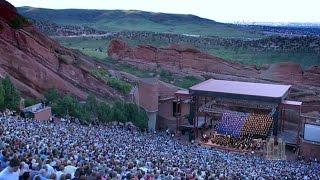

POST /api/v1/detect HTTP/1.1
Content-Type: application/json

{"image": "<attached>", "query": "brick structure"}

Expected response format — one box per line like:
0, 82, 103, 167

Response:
132, 78, 185, 131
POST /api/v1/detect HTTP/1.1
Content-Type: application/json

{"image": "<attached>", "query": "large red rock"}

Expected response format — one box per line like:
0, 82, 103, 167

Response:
304, 66, 320, 85
260, 62, 304, 83
0, 0, 18, 22
108, 39, 259, 77
0, 1, 120, 100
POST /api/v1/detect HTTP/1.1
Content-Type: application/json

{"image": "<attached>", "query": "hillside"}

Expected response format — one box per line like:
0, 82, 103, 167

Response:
17, 7, 263, 39
0, 1, 126, 100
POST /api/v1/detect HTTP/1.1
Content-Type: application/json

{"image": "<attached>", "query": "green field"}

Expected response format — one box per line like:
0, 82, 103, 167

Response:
208, 48, 320, 68
57, 37, 109, 60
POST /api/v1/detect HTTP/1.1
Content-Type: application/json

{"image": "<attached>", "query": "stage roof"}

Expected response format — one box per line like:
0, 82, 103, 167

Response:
189, 79, 291, 103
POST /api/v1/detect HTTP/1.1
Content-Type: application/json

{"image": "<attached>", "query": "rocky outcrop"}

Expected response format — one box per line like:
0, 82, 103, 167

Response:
108, 39, 320, 113
0, 0, 18, 22
108, 39, 259, 78
260, 62, 304, 82
0, 1, 120, 100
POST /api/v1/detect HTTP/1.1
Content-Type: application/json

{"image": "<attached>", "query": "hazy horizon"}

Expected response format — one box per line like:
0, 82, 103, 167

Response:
8, 0, 320, 23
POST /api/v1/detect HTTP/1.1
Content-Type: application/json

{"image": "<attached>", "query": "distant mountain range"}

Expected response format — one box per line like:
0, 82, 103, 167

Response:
17, 7, 264, 39
17, 7, 320, 39
236, 22, 320, 28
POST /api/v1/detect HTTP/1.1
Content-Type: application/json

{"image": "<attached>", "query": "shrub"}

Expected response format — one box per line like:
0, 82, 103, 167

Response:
107, 77, 132, 94
90, 69, 108, 79
9, 16, 29, 29
159, 70, 174, 82
124, 103, 148, 128
176, 76, 202, 89
24, 98, 40, 108
44, 88, 60, 105
44, 89, 148, 129
0, 82, 4, 110
96, 102, 113, 123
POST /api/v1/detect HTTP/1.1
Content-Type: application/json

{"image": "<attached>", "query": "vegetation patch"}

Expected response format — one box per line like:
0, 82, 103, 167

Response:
107, 77, 132, 95
44, 90, 148, 128
0, 76, 20, 111
24, 98, 40, 108
159, 70, 174, 83
116, 64, 154, 78
90, 69, 109, 79
9, 16, 29, 29
175, 76, 202, 89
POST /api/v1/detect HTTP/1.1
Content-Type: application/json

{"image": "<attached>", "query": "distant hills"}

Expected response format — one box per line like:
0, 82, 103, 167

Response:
17, 7, 263, 39
16, 6, 320, 67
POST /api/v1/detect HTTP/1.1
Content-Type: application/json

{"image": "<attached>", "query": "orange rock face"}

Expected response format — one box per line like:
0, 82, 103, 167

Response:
0, 1, 118, 100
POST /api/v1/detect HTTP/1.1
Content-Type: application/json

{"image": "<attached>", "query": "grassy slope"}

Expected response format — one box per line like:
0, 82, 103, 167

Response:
208, 48, 320, 68
18, 7, 263, 39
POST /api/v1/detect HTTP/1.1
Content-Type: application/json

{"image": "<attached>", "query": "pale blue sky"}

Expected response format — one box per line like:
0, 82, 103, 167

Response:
8, 0, 320, 23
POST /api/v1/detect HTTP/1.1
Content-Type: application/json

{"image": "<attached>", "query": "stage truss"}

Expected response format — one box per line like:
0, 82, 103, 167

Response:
198, 98, 278, 114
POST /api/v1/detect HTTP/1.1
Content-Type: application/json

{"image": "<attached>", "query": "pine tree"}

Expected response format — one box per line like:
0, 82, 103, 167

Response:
2, 76, 20, 110
0, 81, 5, 110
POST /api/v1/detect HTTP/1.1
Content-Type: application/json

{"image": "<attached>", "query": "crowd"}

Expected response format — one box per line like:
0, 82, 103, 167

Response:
0, 115, 319, 179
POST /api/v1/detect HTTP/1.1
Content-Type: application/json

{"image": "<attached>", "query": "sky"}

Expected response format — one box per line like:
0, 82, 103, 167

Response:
7, 0, 320, 23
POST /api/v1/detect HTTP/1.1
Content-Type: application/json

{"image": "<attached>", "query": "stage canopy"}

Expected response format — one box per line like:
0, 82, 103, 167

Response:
189, 79, 291, 103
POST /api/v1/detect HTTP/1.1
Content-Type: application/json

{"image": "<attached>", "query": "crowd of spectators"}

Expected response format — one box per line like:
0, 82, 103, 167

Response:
0, 115, 319, 179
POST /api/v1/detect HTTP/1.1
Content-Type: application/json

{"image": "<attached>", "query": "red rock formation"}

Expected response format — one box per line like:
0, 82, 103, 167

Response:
108, 39, 320, 87
260, 62, 304, 82
0, 1, 119, 100
304, 66, 320, 86
108, 39, 320, 113
108, 39, 259, 77
0, 0, 18, 22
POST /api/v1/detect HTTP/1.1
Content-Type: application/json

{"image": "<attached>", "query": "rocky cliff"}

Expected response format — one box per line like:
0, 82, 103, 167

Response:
108, 39, 320, 112
0, 0, 119, 100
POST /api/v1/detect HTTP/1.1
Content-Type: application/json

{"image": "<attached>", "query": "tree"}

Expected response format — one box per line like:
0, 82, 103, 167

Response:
44, 88, 59, 105
54, 95, 78, 117
126, 103, 148, 129
85, 93, 97, 114
112, 101, 127, 123
76, 106, 91, 125
2, 76, 20, 110
24, 98, 39, 107
97, 102, 113, 123
0, 82, 5, 110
